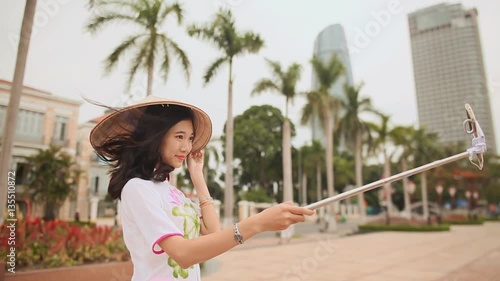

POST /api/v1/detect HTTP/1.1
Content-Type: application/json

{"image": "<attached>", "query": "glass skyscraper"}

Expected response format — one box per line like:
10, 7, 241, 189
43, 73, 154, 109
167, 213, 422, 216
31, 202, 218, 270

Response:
311, 24, 354, 146
409, 3, 497, 154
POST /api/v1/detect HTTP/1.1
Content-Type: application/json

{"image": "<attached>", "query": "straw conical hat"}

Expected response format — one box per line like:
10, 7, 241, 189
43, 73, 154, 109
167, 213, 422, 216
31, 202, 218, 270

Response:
89, 95, 212, 158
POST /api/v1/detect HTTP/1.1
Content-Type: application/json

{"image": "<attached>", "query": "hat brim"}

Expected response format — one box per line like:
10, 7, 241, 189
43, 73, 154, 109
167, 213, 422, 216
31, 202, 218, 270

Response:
89, 96, 212, 158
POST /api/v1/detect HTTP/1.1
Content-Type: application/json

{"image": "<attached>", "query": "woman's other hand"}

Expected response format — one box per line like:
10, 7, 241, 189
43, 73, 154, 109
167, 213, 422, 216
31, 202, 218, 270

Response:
187, 150, 204, 175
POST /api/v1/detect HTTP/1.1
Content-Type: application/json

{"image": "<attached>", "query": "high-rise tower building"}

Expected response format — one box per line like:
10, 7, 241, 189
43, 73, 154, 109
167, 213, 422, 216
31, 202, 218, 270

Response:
311, 24, 354, 146
409, 3, 496, 154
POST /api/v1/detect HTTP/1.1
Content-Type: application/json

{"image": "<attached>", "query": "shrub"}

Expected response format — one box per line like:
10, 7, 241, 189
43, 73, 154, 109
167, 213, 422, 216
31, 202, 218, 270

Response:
442, 214, 484, 225
442, 220, 483, 225
358, 224, 450, 232
0, 218, 130, 270
68, 221, 97, 228
241, 188, 273, 203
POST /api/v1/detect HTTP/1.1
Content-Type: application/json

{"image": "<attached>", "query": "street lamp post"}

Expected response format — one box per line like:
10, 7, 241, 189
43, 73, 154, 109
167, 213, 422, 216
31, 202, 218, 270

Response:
435, 184, 444, 224
465, 190, 471, 200
465, 190, 472, 220
448, 186, 457, 209
406, 180, 416, 219
472, 190, 479, 220
435, 184, 444, 207
472, 190, 479, 203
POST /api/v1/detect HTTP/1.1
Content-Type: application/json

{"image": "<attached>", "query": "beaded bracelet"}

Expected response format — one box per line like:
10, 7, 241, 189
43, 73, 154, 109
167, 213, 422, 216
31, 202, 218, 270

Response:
199, 196, 213, 204
199, 197, 214, 208
199, 200, 214, 208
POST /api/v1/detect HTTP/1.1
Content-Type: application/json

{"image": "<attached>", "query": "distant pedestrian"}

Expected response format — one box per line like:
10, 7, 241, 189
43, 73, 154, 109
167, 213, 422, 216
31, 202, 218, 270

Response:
489, 203, 497, 218
89, 96, 315, 281
74, 209, 80, 222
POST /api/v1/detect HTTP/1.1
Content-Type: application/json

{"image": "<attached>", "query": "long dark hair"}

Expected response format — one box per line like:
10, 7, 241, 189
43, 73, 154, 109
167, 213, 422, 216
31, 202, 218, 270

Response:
93, 104, 194, 200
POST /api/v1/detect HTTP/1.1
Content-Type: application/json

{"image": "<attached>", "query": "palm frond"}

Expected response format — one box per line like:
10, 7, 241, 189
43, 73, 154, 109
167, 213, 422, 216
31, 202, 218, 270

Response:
144, 0, 162, 27
86, 13, 143, 34
251, 79, 280, 96
146, 34, 157, 70
87, 0, 139, 10
265, 59, 283, 78
204, 56, 227, 84
310, 55, 345, 90
86, 0, 189, 92
159, 2, 184, 25
187, 24, 215, 41
301, 91, 322, 125
164, 36, 190, 83
282, 63, 302, 99
286, 63, 302, 83
241, 31, 264, 53
159, 36, 171, 82
126, 43, 149, 89
188, 7, 263, 85
104, 34, 145, 74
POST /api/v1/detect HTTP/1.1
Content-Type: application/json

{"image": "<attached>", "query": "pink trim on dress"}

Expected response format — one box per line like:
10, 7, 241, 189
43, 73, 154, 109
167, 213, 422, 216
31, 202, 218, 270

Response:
152, 233, 183, 254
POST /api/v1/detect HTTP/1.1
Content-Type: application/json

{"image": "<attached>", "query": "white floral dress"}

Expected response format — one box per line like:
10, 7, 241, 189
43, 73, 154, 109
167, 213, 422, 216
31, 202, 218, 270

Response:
120, 178, 202, 281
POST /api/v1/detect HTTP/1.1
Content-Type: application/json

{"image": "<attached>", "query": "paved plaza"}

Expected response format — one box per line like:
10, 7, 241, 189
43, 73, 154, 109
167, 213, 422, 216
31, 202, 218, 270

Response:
202, 222, 500, 281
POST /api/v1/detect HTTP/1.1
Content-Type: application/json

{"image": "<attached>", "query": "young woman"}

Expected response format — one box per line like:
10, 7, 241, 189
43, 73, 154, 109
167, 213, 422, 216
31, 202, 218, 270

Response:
89, 96, 314, 281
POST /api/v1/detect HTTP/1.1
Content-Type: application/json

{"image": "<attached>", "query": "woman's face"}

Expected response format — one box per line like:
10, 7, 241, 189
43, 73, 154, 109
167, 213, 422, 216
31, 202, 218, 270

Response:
160, 119, 194, 168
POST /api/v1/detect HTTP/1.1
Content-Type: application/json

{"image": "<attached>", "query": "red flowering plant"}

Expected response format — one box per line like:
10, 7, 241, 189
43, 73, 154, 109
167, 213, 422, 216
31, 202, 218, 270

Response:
0, 218, 130, 270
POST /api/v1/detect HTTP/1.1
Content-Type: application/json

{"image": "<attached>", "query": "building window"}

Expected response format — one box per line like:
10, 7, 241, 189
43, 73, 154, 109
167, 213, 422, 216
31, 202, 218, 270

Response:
15, 162, 30, 185
94, 176, 99, 194
0, 106, 5, 132
0, 106, 44, 143
53, 116, 69, 146
76, 141, 81, 156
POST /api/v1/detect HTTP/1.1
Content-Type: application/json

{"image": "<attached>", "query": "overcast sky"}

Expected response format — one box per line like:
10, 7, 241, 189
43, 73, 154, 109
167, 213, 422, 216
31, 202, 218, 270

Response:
1, 0, 499, 151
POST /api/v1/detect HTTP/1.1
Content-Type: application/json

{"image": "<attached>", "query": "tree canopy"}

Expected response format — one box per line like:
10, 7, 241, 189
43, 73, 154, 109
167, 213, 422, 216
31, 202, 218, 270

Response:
223, 105, 295, 194
27, 146, 80, 220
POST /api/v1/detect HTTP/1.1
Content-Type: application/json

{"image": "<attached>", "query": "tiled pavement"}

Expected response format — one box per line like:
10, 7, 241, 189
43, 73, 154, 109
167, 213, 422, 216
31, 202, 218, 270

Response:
202, 222, 500, 281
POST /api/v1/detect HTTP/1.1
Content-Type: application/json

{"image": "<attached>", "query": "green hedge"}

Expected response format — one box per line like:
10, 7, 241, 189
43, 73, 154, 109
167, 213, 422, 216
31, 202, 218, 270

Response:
68, 221, 97, 227
358, 224, 450, 232
442, 220, 483, 225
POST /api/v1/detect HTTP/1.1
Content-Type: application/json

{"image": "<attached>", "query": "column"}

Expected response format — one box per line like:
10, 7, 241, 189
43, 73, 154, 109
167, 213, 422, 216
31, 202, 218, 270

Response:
238, 200, 249, 221
90, 196, 99, 223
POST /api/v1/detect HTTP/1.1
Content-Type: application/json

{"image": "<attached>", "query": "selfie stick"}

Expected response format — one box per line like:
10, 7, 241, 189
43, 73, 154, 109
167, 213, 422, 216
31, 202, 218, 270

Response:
305, 104, 486, 210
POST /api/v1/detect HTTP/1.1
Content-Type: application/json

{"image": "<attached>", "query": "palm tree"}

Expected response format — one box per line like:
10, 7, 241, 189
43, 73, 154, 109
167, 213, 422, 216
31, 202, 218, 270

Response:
251, 59, 302, 203
391, 125, 416, 218
301, 141, 325, 204
338, 83, 376, 222
187, 9, 264, 226
301, 55, 344, 232
86, 0, 190, 96
27, 146, 80, 220
203, 141, 220, 184
368, 114, 395, 224
0, 0, 37, 224
411, 127, 441, 223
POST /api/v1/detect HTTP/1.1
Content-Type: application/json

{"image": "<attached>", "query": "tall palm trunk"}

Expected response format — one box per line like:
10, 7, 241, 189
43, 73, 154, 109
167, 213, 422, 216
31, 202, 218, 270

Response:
147, 60, 154, 96
0, 0, 37, 224
301, 173, 307, 205
282, 118, 293, 202
402, 159, 411, 218
44, 201, 59, 221
324, 108, 337, 232
354, 132, 366, 222
421, 171, 429, 223
383, 148, 392, 224
223, 59, 234, 227
316, 163, 322, 202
